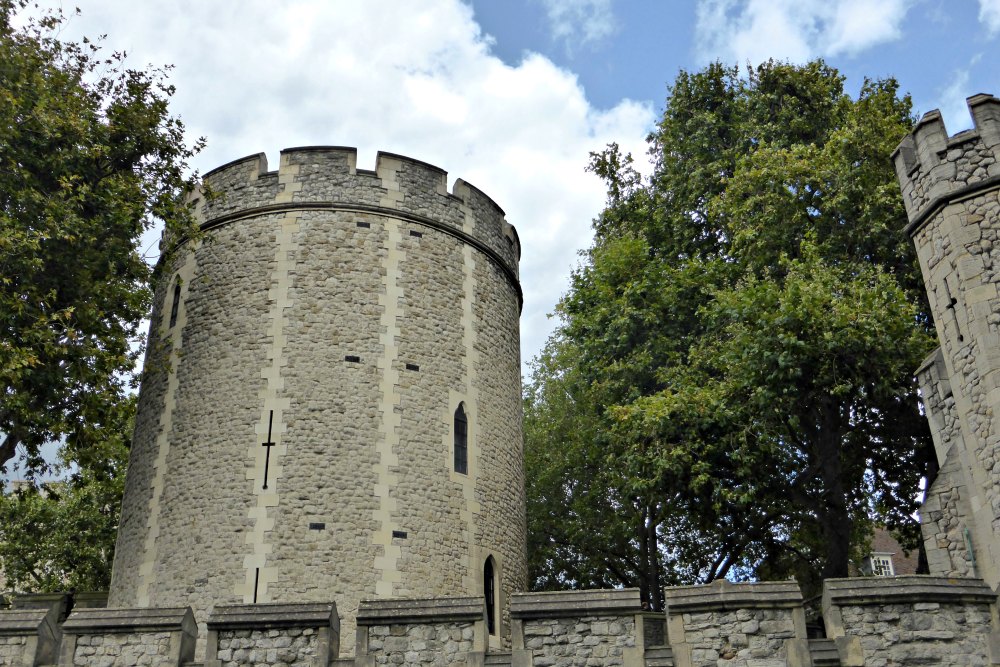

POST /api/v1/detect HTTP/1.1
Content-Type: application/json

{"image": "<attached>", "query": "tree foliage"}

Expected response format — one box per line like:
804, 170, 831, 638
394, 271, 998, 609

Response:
0, 0, 201, 476
0, 397, 131, 593
525, 61, 935, 606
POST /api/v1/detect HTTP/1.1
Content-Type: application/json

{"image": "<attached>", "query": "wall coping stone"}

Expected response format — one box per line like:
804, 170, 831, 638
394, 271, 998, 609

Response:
356, 596, 483, 625
510, 588, 642, 619
61, 606, 197, 636
823, 575, 997, 606
664, 580, 804, 613
207, 602, 339, 632
72, 592, 108, 609
0, 609, 52, 636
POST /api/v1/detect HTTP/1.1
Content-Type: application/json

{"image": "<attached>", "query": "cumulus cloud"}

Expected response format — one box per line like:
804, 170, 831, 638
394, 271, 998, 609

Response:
981, 0, 1000, 34
694, 0, 910, 64
539, 0, 618, 51
49, 0, 653, 368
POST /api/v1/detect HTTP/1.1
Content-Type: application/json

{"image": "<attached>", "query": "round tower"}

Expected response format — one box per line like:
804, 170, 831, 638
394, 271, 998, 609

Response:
108, 147, 527, 655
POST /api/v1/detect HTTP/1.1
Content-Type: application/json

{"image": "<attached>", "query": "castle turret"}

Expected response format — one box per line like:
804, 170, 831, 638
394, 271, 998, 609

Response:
108, 147, 527, 656
894, 95, 1000, 583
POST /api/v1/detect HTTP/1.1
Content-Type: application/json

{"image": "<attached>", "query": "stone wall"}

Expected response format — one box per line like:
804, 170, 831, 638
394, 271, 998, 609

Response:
663, 580, 810, 667
823, 576, 1000, 666
895, 94, 1000, 587
108, 148, 527, 656
355, 596, 485, 667
205, 602, 339, 667
3, 582, 1000, 665
511, 589, 647, 667
57, 607, 196, 667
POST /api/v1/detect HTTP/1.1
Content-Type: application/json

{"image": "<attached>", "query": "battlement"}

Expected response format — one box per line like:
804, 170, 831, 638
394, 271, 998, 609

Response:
194, 146, 519, 275
894, 94, 1000, 233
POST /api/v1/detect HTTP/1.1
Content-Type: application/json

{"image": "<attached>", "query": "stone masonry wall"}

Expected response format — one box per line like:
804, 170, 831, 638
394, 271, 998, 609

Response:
109, 148, 526, 658
895, 94, 1000, 586
0, 635, 27, 662
675, 608, 795, 666
366, 622, 476, 667
215, 628, 319, 667
839, 601, 992, 666
70, 631, 173, 667
916, 350, 976, 577
521, 615, 636, 667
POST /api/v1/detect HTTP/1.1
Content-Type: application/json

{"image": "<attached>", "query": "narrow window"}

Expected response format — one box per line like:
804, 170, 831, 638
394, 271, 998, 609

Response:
484, 556, 496, 635
454, 404, 468, 474
168, 282, 181, 328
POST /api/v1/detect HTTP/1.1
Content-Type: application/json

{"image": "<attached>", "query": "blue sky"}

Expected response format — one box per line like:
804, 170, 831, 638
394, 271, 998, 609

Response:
6, 0, 1000, 478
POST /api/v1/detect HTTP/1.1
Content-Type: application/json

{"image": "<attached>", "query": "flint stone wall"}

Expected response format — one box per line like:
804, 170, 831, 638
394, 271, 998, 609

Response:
215, 628, 319, 667
69, 631, 174, 666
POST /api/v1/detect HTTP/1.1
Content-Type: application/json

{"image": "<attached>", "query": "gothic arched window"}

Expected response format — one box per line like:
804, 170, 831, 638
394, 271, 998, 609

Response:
454, 404, 468, 475
168, 282, 181, 329
484, 556, 497, 635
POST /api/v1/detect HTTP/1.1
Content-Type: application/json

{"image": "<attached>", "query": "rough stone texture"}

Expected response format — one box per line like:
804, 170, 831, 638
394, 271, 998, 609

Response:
70, 631, 173, 666
664, 581, 807, 667
840, 602, 991, 666
215, 628, 318, 667
895, 94, 1000, 587
823, 576, 1000, 667
0, 635, 28, 663
521, 615, 636, 667
366, 622, 476, 667
108, 147, 526, 657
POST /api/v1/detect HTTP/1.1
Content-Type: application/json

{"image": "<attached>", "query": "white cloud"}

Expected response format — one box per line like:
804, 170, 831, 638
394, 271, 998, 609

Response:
46, 0, 653, 370
980, 0, 1000, 35
694, 0, 910, 64
540, 0, 618, 51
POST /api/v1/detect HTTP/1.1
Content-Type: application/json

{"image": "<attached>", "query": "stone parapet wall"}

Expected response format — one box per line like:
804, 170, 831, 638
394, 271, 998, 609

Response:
2, 583, 1000, 665
355, 597, 485, 667
664, 580, 810, 667
56, 607, 196, 667
0, 606, 61, 667
822, 576, 1000, 666
510, 589, 646, 667
205, 602, 339, 667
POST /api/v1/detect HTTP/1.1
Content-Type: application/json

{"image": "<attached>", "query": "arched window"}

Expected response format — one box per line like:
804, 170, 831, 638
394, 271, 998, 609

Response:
454, 404, 468, 475
168, 282, 181, 329
484, 556, 496, 635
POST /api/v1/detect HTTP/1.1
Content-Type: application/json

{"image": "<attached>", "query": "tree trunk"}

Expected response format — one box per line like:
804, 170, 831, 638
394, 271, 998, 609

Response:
817, 398, 851, 579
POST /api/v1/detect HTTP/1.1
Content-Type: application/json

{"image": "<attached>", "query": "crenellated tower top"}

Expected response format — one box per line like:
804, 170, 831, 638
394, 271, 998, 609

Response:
184, 146, 520, 284
893, 94, 1000, 235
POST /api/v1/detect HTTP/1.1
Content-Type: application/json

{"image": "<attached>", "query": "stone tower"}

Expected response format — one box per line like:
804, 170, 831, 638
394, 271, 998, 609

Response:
108, 147, 527, 654
893, 95, 1000, 585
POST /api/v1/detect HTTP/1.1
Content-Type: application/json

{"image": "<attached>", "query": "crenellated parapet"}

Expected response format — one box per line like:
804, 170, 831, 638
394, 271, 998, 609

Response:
893, 94, 1000, 233
194, 146, 520, 281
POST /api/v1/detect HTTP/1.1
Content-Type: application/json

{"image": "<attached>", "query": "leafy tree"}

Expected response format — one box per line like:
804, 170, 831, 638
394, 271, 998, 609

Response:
525, 60, 935, 606
0, 0, 201, 476
0, 397, 131, 593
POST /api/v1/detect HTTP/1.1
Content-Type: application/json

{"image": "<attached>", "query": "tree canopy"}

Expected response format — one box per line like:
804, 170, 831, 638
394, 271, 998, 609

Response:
525, 60, 935, 607
0, 0, 201, 477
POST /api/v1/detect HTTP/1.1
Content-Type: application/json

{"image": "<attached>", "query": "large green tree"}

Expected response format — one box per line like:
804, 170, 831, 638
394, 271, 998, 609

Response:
0, 0, 201, 476
525, 61, 935, 606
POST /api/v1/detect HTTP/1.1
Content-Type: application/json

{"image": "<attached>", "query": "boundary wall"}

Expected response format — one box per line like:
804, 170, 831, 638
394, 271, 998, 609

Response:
2, 577, 998, 666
